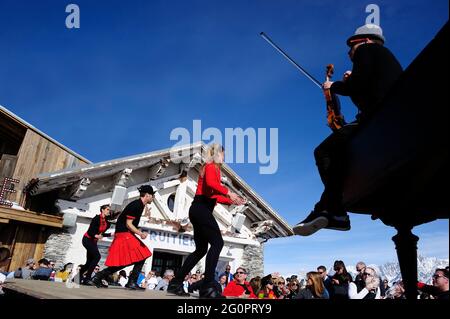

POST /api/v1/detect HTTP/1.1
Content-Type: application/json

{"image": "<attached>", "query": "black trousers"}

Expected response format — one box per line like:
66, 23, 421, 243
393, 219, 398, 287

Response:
174, 195, 224, 285
96, 259, 146, 285
314, 122, 359, 215
80, 236, 101, 282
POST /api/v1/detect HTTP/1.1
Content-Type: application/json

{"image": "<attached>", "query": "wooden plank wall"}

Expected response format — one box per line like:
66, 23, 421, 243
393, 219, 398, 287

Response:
0, 223, 50, 272
10, 129, 88, 205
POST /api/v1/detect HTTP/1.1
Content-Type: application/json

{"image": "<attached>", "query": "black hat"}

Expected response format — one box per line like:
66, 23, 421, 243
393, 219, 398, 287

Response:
261, 274, 273, 287
138, 185, 155, 195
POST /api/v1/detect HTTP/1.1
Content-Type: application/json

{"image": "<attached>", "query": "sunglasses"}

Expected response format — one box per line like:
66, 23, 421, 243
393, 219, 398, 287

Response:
363, 272, 373, 277
235, 271, 247, 275
278, 282, 285, 285
433, 274, 445, 279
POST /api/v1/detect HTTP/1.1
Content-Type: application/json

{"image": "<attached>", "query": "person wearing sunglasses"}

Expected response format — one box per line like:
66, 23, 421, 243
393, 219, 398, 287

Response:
293, 23, 403, 237
348, 267, 381, 299
286, 279, 300, 299
222, 267, 256, 299
418, 268, 449, 300
258, 274, 276, 299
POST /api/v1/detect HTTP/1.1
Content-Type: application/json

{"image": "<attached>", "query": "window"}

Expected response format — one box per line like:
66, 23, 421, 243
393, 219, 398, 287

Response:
167, 193, 176, 212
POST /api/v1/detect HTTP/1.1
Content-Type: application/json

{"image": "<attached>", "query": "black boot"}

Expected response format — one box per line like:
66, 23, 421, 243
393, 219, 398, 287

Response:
91, 273, 108, 288
199, 281, 224, 299
125, 270, 145, 291
168, 279, 190, 297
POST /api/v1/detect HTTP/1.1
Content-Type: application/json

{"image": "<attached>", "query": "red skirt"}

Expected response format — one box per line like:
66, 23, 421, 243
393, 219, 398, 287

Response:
105, 232, 152, 267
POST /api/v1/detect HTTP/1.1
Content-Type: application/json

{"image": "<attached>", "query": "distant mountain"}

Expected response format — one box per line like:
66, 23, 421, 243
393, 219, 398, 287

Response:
288, 256, 448, 286
344, 256, 448, 285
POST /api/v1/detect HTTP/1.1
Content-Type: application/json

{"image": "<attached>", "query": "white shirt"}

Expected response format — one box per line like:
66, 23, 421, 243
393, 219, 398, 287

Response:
348, 282, 381, 299
0, 273, 6, 284
146, 277, 159, 290
119, 276, 128, 287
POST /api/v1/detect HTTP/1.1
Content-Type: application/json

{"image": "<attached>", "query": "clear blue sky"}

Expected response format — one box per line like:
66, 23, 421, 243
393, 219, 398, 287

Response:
1, 0, 448, 276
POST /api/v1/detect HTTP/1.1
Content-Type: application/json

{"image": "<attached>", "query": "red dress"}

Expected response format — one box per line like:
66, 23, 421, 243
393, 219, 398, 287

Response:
105, 199, 152, 267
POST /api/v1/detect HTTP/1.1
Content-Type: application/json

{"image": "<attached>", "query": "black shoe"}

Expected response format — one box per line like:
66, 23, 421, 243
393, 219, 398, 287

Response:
199, 281, 224, 299
168, 281, 190, 297
92, 276, 108, 288
325, 214, 351, 231
293, 210, 329, 236
125, 281, 145, 290
81, 279, 95, 286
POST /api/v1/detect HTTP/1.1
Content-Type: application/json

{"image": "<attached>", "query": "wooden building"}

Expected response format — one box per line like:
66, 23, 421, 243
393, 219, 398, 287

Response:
0, 105, 90, 272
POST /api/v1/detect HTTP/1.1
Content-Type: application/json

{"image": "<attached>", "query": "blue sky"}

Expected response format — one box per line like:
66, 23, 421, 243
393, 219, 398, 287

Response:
0, 0, 448, 276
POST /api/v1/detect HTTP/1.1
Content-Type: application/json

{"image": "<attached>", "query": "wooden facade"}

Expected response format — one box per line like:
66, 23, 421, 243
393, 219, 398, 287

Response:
0, 105, 88, 272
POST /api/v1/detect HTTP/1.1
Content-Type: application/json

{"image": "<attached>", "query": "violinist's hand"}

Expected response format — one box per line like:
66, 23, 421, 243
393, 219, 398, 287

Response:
343, 71, 352, 81
322, 80, 333, 90
234, 196, 247, 206
229, 192, 240, 203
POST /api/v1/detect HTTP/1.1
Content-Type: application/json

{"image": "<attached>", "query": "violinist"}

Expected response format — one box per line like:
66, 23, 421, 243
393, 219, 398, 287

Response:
293, 23, 403, 236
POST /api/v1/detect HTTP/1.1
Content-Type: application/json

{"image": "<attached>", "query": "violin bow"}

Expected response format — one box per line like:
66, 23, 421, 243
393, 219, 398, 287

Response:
260, 32, 322, 89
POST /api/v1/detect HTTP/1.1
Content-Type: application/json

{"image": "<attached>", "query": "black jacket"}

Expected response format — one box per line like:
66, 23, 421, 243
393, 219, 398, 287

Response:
85, 215, 112, 239
331, 43, 403, 122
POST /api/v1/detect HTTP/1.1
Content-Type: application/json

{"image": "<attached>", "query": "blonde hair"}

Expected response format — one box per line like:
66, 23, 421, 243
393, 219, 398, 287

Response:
307, 272, 325, 298
273, 276, 285, 286
200, 143, 225, 177
204, 143, 224, 165
364, 267, 380, 288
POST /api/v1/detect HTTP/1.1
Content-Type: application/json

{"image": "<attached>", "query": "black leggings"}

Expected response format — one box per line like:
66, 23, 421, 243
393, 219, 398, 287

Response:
314, 122, 359, 215
96, 259, 145, 284
80, 236, 101, 281
175, 196, 224, 284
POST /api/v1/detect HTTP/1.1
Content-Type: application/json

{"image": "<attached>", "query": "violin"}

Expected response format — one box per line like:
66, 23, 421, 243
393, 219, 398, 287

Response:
324, 64, 346, 131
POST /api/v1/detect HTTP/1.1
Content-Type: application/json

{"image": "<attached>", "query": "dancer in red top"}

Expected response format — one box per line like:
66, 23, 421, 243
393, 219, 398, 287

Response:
79, 204, 112, 285
92, 185, 154, 290
168, 143, 246, 298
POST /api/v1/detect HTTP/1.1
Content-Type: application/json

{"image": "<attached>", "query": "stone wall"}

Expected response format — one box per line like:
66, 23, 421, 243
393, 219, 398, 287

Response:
43, 230, 72, 270
240, 243, 264, 278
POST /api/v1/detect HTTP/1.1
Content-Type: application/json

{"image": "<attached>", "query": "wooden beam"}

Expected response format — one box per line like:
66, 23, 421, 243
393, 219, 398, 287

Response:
0, 218, 9, 223
0, 206, 63, 228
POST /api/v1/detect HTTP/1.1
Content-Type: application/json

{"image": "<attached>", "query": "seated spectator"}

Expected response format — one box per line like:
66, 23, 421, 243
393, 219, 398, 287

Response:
219, 264, 233, 286
329, 260, 352, 300
218, 274, 227, 292
257, 274, 276, 299
380, 279, 390, 298
273, 276, 290, 299
91, 265, 100, 279
418, 268, 449, 300
249, 276, 261, 297
118, 270, 128, 287
296, 272, 329, 299
137, 271, 146, 287
317, 265, 332, 295
15, 258, 36, 280
155, 269, 175, 291
222, 267, 255, 299
286, 278, 300, 299
348, 267, 381, 299
143, 270, 159, 290
32, 258, 53, 280
55, 263, 74, 282
354, 261, 367, 289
